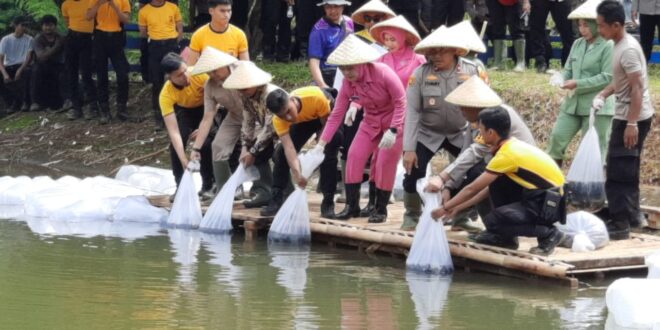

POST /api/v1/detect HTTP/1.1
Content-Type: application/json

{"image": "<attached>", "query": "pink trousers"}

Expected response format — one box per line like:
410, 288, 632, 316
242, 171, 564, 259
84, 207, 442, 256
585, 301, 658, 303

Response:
345, 127, 403, 191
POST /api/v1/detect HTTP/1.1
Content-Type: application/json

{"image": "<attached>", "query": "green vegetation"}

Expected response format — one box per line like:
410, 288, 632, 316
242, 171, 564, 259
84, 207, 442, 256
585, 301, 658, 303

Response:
0, 114, 39, 132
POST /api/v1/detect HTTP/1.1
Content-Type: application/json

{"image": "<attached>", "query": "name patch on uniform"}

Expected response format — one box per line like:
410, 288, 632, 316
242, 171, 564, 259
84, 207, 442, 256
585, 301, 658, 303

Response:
408, 76, 416, 87
426, 74, 438, 81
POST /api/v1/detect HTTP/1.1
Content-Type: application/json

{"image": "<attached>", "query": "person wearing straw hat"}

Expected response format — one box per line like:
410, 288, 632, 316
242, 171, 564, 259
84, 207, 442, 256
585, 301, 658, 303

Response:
316, 34, 406, 223
448, 21, 490, 84
485, 0, 529, 72
546, 0, 615, 168
351, 0, 396, 43
188, 47, 244, 199
308, 0, 355, 89
371, 15, 426, 87
223, 61, 281, 208
426, 76, 535, 233
260, 86, 343, 218
400, 26, 479, 231
158, 52, 215, 197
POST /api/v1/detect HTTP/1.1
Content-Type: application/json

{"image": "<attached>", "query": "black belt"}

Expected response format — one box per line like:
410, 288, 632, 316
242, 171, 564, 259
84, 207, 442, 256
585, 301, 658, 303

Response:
94, 30, 123, 36
149, 38, 177, 45
68, 30, 93, 37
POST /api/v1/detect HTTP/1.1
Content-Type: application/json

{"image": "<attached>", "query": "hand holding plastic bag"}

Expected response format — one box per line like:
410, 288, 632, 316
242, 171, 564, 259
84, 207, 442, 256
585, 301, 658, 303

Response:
167, 166, 203, 229
549, 72, 565, 87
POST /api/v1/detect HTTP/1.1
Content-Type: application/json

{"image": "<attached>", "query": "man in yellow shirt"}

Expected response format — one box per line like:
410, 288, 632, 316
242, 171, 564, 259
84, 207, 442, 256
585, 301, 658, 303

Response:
139, 0, 184, 129
187, 0, 249, 65
432, 107, 568, 255
87, 0, 131, 124
260, 86, 342, 218
61, 0, 98, 121
159, 52, 214, 196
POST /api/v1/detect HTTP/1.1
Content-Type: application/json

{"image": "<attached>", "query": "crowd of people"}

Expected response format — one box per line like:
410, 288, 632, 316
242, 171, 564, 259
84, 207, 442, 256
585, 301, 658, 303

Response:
0, 0, 655, 256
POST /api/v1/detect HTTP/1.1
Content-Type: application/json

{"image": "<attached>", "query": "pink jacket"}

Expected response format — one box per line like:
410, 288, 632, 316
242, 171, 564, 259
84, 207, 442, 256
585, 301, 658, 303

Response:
321, 62, 407, 143
378, 46, 426, 87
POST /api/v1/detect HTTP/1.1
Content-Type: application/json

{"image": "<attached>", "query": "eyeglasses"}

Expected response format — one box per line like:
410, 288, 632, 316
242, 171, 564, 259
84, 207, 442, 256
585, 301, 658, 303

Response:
363, 15, 384, 23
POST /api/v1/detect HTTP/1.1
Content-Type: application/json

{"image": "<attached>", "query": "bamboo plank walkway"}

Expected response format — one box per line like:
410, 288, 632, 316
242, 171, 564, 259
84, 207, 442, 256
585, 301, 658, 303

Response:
148, 193, 660, 287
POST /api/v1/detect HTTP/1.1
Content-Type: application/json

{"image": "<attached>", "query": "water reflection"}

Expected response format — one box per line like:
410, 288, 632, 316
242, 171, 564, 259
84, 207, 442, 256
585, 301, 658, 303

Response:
268, 242, 310, 299
200, 233, 242, 298
406, 271, 452, 329
168, 229, 200, 287
25, 218, 162, 241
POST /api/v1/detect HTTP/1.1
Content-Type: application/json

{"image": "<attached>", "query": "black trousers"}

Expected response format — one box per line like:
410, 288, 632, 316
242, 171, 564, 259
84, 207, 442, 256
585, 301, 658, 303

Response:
94, 31, 129, 108
487, 0, 525, 40
230, 0, 249, 30
0, 64, 31, 108
529, 0, 574, 65
261, 0, 292, 60
149, 39, 179, 122
293, 2, 323, 59
169, 105, 214, 190
390, 0, 423, 35
639, 14, 660, 61
449, 161, 493, 219
272, 119, 342, 195
31, 61, 66, 109
403, 140, 462, 193
65, 31, 97, 111
431, 0, 465, 29
605, 117, 653, 225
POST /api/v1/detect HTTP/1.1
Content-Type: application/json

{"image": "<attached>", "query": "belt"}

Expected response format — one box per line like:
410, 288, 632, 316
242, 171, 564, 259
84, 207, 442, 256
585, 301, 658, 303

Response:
149, 38, 177, 45
68, 30, 93, 36
94, 30, 123, 36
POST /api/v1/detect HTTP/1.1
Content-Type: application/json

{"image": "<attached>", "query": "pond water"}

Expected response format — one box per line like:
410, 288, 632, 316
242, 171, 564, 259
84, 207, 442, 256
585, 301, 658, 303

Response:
0, 219, 609, 329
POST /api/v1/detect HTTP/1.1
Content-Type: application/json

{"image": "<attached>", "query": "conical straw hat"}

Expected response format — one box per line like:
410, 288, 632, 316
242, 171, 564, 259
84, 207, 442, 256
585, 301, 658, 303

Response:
568, 0, 601, 19
448, 21, 486, 53
445, 75, 502, 108
222, 61, 272, 89
351, 0, 396, 26
370, 15, 422, 47
327, 34, 383, 66
415, 25, 469, 56
190, 46, 238, 75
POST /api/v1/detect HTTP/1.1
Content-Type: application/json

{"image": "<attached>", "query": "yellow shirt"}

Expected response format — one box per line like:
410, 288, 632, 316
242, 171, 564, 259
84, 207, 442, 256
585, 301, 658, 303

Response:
486, 138, 565, 190
273, 86, 331, 136
356, 29, 375, 43
160, 74, 209, 116
61, 0, 95, 33
138, 2, 182, 40
189, 24, 249, 57
95, 0, 131, 32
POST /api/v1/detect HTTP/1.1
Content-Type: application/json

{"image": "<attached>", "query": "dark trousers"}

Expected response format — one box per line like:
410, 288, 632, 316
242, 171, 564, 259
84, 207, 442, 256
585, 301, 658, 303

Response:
529, 0, 574, 65
403, 140, 462, 193
170, 105, 214, 190
272, 119, 342, 195
605, 117, 653, 226
293, 2, 323, 59
390, 0, 424, 35
0, 64, 31, 109
449, 161, 493, 219
261, 0, 292, 60
31, 61, 66, 109
65, 31, 97, 111
639, 14, 660, 61
94, 31, 129, 108
431, 0, 465, 29
230, 0, 249, 30
487, 0, 525, 40
149, 39, 179, 122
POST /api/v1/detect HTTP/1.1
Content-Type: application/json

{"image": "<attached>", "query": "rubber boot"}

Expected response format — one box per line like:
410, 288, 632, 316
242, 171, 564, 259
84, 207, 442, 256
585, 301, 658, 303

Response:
368, 188, 391, 223
116, 103, 132, 122
320, 192, 336, 219
401, 192, 422, 230
243, 162, 272, 208
85, 101, 99, 120
606, 219, 631, 240
212, 160, 232, 193
359, 181, 376, 217
513, 39, 526, 72
491, 39, 506, 70
98, 103, 111, 125
337, 160, 347, 203
334, 183, 361, 220
260, 187, 284, 216
450, 212, 483, 234
530, 226, 567, 256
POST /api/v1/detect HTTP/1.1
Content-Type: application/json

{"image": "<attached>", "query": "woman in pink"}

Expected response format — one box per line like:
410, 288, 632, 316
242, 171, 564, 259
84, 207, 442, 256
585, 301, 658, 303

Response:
318, 34, 406, 223
371, 15, 426, 86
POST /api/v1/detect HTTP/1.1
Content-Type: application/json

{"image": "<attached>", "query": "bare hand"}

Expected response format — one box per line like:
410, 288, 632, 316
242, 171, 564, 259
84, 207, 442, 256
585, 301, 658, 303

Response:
426, 176, 444, 192
3, 75, 11, 84
180, 157, 189, 171
522, 0, 531, 14
402, 151, 418, 175
431, 207, 448, 221
240, 150, 256, 167
294, 171, 308, 189
14, 70, 23, 81
562, 80, 577, 90
190, 150, 201, 161
632, 10, 638, 25
441, 189, 451, 205
624, 125, 639, 149
189, 129, 199, 142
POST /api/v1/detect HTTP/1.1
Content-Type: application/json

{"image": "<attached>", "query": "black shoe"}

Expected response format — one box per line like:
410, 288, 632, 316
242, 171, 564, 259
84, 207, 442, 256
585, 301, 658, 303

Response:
472, 231, 520, 250
606, 220, 631, 240
84, 104, 99, 120
320, 192, 335, 219
260, 188, 284, 216
536, 58, 548, 74
116, 104, 129, 122
368, 188, 391, 223
359, 182, 376, 217
335, 183, 361, 220
530, 228, 567, 256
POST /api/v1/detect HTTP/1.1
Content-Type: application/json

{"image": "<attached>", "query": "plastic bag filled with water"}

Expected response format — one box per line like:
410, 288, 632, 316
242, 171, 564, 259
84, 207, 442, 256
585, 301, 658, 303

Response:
556, 211, 609, 252
268, 147, 325, 244
167, 161, 203, 229
113, 195, 169, 223
566, 112, 606, 212
199, 165, 260, 234
406, 177, 454, 275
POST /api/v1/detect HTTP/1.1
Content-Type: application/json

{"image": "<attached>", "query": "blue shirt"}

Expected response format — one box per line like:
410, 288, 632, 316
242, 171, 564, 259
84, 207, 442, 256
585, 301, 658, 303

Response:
308, 16, 354, 71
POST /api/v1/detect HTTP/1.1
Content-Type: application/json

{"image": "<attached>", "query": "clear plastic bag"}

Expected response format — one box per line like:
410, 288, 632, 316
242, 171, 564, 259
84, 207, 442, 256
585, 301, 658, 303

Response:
566, 112, 606, 212
605, 278, 660, 329
268, 148, 325, 244
406, 177, 454, 275
199, 165, 260, 233
113, 195, 169, 223
167, 162, 203, 229
549, 72, 565, 87
556, 211, 609, 252
645, 251, 660, 279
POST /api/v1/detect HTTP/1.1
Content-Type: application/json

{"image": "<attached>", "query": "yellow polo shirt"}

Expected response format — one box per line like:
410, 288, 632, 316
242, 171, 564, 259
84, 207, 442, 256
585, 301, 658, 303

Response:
61, 0, 95, 33
189, 23, 248, 57
272, 86, 331, 136
160, 74, 209, 116
138, 2, 182, 40
486, 138, 565, 190
95, 0, 131, 32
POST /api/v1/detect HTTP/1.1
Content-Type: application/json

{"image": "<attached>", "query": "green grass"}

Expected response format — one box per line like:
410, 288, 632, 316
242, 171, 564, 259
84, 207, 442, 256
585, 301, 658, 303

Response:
0, 114, 39, 133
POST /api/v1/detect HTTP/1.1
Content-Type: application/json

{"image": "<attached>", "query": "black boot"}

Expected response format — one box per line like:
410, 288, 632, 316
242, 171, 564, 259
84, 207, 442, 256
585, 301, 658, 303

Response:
471, 231, 520, 250
334, 183, 361, 220
368, 188, 391, 223
260, 188, 284, 217
98, 103, 110, 124
359, 181, 376, 217
530, 227, 567, 256
606, 219, 631, 240
320, 192, 336, 219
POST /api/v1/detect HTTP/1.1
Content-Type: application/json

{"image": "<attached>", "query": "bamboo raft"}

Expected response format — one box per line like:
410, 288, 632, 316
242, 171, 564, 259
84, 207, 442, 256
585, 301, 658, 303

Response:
149, 193, 660, 288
